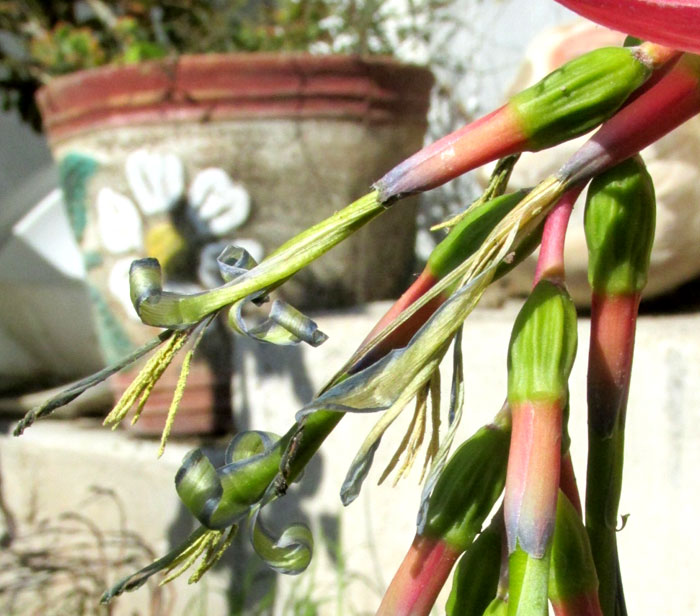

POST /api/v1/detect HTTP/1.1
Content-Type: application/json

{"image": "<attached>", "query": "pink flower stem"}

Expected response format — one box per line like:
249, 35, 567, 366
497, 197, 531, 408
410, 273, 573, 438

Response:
374, 105, 526, 201
552, 592, 604, 616
559, 452, 583, 518
375, 535, 461, 616
532, 186, 585, 519
533, 187, 582, 286
352, 270, 445, 372
585, 292, 640, 615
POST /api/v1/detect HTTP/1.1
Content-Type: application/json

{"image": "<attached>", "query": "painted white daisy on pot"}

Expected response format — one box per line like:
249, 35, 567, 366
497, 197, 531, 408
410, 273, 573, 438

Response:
97, 149, 263, 320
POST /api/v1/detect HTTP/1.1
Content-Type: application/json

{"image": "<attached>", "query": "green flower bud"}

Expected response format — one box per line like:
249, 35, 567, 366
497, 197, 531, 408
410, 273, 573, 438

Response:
510, 47, 650, 150
446, 519, 503, 616
422, 421, 510, 550
428, 190, 528, 278
549, 492, 599, 607
584, 156, 656, 295
482, 597, 508, 616
508, 280, 578, 405
508, 545, 551, 615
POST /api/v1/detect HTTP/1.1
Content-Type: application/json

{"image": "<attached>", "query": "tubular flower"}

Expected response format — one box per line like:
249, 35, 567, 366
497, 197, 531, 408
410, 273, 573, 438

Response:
504, 280, 578, 616
584, 157, 656, 615
375, 42, 673, 201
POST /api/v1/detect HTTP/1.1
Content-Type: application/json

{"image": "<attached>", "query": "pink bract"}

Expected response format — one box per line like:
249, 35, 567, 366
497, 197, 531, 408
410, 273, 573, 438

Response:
555, 0, 700, 54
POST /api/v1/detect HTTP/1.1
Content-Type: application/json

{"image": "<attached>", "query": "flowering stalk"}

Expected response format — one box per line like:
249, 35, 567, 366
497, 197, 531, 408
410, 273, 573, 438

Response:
103, 181, 535, 597
583, 157, 655, 616
446, 492, 599, 616
465, 492, 601, 616
504, 280, 578, 616
376, 180, 586, 616
404, 47, 700, 322
376, 409, 511, 616
375, 43, 671, 201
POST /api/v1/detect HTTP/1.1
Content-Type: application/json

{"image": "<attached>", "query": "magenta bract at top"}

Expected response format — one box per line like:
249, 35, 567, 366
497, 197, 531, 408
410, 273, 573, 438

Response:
556, 0, 700, 53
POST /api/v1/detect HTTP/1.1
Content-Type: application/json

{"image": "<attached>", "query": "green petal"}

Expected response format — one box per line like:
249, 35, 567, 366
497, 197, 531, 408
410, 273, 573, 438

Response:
249, 505, 313, 575
229, 298, 328, 347
175, 431, 282, 529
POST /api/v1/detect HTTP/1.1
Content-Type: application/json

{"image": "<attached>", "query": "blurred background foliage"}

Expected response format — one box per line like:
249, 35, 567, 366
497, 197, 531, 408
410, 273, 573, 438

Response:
0, 0, 463, 130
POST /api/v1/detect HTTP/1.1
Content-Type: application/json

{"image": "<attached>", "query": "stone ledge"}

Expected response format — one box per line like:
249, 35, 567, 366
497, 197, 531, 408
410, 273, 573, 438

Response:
1, 303, 699, 615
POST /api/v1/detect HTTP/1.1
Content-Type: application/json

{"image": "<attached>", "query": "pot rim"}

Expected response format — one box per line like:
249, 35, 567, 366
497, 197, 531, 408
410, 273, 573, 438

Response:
37, 52, 435, 142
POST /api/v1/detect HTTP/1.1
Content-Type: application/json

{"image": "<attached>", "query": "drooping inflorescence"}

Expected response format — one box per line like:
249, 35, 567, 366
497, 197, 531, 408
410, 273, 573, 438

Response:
12, 4, 700, 613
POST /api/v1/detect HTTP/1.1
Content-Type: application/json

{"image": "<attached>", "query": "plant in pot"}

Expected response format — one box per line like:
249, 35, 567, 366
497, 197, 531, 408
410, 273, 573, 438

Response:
1, 0, 446, 435
12, 0, 700, 614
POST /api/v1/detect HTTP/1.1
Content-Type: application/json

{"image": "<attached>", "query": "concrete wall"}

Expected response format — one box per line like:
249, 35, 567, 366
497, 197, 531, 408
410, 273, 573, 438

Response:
2, 302, 699, 614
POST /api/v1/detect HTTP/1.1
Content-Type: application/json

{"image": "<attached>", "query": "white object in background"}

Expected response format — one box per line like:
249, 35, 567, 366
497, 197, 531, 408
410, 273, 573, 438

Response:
96, 187, 144, 255
125, 149, 185, 215
108, 257, 141, 321
188, 167, 251, 236
0, 188, 103, 390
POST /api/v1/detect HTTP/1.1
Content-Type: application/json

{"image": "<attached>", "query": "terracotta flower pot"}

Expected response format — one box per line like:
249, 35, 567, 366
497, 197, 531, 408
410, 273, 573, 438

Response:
36, 53, 434, 364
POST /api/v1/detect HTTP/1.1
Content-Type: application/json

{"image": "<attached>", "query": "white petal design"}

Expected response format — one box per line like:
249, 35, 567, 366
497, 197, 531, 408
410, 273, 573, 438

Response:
108, 257, 141, 321
96, 188, 144, 254
125, 149, 185, 215
188, 168, 251, 236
